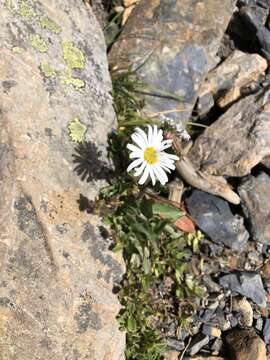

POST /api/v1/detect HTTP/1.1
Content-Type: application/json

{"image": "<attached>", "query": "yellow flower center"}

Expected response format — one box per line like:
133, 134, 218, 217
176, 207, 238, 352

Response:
144, 147, 158, 165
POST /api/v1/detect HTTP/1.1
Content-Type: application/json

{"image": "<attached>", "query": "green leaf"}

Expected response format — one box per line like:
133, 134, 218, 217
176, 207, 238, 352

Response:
131, 222, 150, 239
185, 275, 195, 290
152, 203, 183, 221
127, 315, 137, 332
112, 242, 123, 253
140, 197, 153, 219
130, 253, 141, 268
144, 246, 150, 258
143, 256, 151, 274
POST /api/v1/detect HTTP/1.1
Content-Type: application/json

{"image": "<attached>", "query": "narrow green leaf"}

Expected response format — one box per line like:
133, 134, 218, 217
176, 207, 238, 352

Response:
152, 203, 183, 220
127, 316, 137, 332
143, 256, 151, 274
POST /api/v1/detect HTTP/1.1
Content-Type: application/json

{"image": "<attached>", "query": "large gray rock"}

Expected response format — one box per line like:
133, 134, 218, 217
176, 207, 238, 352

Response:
109, 0, 236, 125
225, 328, 267, 360
0, 1, 124, 359
189, 88, 270, 177
239, 172, 270, 245
197, 50, 267, 115
186, 190, 249, 252
219, 272, 266, 307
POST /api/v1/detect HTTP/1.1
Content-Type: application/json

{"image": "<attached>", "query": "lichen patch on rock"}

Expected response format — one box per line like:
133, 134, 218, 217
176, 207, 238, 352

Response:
68, 118, 87, 143
39, 16, 61, 33
29, 34, 48, 52
61, 41, 86, 70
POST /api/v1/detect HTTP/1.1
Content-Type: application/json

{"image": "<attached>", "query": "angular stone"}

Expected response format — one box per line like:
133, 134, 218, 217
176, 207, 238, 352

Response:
189, 334, 210, 356
239, 173, 270, 245
124, 0, 139, 7
219, 272, 266, 307
225, 329, 267, 360
189, 88, 270, 177
261, 155, 270, 169
232, 297, 253, 327
238, 0, 270, 25
166, 338, 185, 352
164, 351, 179, 360
262, 261, 270, 279
263, 318, 270, 344
109, 0, 236, 125
0, 1, 124, 359
191, 357, 224, 360
186, 190, 249, 252
199, 50, 267, 113
202, 324, 221, 338
239, 6, 270, 60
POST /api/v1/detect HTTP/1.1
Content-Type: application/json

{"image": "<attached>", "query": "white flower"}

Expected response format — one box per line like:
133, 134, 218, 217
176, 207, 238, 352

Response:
127, 125, 179, 185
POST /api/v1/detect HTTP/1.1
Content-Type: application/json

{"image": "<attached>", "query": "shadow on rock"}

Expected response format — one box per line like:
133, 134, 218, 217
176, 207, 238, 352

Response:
72, 141, 110, 182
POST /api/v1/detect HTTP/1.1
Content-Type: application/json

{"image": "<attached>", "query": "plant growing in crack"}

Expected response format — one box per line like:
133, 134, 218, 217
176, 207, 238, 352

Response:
82, 70, 208, 360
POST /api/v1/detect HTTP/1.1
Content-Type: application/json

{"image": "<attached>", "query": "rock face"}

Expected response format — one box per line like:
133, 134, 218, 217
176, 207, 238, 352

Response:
238, 173, 270, 245
197, 50, 267, 114
0, 1, 124, 359
232, 297, 253, 327
225, 329, 267, 360
219, 272, 266, 307
186, 190, 249, 252
189, 88, 270, 177
109, 0, 236, 125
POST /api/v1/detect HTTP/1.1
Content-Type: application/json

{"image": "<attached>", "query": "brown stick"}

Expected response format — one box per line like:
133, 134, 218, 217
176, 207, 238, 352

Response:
173, 137, 241, 205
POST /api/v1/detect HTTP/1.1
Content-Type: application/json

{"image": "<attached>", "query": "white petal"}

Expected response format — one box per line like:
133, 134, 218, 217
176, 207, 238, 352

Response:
127, 143, 143, 154
134, 161, 147, 177
164, 153, 179, 161
160, 161, 175, 171
127, 158, 144, 172
160, 141, 173, 150
159, 155, 177, 167
139, 166, 149, 185
153, 165, 168, 185
153, 128, 164, 148
131, 133, 147, 150
153, 129, 164, 148
148, 166, 156, 186
135, 127, 149, 147
153, 125, 158, 138
157, 129, 163, 143
130, 152, 143, 159
162, 139, 172, 146
147, 125, 153, 146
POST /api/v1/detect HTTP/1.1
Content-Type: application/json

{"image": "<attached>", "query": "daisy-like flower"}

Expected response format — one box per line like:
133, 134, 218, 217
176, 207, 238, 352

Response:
127, 125, 179, 185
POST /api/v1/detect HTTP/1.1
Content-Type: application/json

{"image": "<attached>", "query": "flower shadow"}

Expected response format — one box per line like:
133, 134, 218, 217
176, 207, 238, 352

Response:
72, 141, 110, 182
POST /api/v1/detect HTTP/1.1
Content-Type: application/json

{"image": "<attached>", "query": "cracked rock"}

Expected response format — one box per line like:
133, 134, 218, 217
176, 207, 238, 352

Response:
109, 0, 237, 125
219, 272, 266, 307
225, 328, 267, 360
197, 50, 267, 115
239, 172, 270, 245
186, 190, 249, 252
189, 88, 270, 177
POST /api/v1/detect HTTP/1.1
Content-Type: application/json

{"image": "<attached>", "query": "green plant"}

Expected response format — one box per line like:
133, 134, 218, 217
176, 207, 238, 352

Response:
99, 177, 205, 359
98, 70, 206, 359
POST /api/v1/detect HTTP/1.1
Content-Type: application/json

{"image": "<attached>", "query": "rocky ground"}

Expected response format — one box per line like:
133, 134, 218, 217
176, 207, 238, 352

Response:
103, 0, 270, 359
1, 0, 270, 359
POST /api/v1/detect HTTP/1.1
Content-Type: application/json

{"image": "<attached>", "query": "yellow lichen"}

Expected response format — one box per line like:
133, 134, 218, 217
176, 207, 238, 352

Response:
62, 75, 85, 91
40, 63, 56, 78
39, 16, 61, 34
61, 41, 86, 70
19, 0, 37, 20
68, 118, 87, 143
29, 34, 48, 53
5, 0, 14, 12
12, 46, 24, 54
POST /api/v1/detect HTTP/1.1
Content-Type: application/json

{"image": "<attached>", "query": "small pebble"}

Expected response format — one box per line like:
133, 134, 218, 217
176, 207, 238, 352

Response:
202, 324, 221, 338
